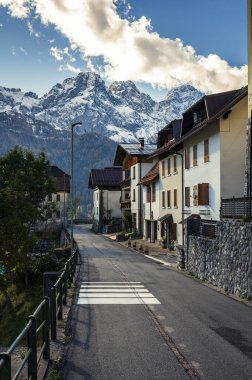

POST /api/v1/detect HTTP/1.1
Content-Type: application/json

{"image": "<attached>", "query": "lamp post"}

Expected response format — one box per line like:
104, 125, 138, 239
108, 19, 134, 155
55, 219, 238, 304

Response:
71, 122, 82, 255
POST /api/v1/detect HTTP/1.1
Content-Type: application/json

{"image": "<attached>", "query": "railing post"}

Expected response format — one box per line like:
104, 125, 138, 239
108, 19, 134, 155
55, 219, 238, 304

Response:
50, 286, 57, 340
58, 279, 63, 320
43, 297, 50, 360
0, 353, 11, 380
27, 315, 38, 380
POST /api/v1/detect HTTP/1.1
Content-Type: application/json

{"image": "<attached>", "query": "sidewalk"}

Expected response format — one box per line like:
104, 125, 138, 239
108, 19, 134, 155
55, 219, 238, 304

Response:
103, 233, 179, 268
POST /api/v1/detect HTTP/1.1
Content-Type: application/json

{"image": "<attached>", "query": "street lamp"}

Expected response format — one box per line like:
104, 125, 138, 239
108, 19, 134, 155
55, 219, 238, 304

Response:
71, 122, 82, 255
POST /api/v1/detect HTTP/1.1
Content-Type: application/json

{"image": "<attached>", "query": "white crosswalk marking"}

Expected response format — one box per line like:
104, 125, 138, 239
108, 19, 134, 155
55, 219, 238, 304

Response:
77, 282, 160, 305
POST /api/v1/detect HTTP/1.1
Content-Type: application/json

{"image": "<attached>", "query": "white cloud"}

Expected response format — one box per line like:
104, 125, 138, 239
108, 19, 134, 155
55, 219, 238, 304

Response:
27, 20, 40, 37
20, 46, 27, 54
59, 63, 81, 74
50, 46, 75, 62
0, 23, 3, 27
0, 0, 247, 93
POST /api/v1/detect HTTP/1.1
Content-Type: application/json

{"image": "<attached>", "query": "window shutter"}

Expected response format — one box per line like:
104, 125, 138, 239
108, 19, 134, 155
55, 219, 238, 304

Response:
167, 190, 171, 207
185, 187, 190, 207
168, 158, 171, 175
173, 155, 177, 173
162, 191, 165, 207
204, 139, 209, 163
147, 186, 151, 203
193, 145, 197, 166
193, 185, 198, 206
162, 161, 165, 176
185, 148, 190, 169
174, 189, 177, 207
198, 183, 209, 205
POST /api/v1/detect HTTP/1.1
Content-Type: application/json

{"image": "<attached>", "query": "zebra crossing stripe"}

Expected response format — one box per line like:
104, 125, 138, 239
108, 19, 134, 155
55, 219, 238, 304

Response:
77, 282, 160, 305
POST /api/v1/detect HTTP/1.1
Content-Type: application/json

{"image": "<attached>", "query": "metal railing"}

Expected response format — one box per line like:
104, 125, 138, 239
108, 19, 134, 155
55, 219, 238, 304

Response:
187, 218, 217, 239
0, 234, 79, 380
221, 196, 252, 219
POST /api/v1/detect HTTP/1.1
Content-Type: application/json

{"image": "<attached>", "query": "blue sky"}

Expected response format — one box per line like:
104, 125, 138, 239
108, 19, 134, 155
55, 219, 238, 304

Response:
0, 0, 248, 100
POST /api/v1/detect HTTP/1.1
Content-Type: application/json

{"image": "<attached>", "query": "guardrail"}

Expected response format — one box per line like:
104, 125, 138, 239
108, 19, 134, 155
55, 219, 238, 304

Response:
221, 196, 252, 219
0, 234, 79, 380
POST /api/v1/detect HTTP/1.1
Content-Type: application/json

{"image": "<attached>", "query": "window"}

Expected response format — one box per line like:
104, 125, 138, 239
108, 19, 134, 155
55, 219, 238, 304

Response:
174, 189, 178, 207
162, 161, 165, 177
48, 194, 52, 202
162, 191, 165, 208
204, 139, 209, 163
132, 213, 137, 229
167, 190, 171, 208
132, 166, 136, 179
173, 155, 177, 173
146, 186, 151, 203
185, 187, 190, 207
56, 194, 60, 202
193, 145, 197, 166
132, 188, 136, 202
97, 192, 98, 200
152, 183, 156, 202
185, 148, 190, 169
198, 183, 209, 205
56, 210, 61, 218
167, 158, 171, 175
97, 207, 98, 215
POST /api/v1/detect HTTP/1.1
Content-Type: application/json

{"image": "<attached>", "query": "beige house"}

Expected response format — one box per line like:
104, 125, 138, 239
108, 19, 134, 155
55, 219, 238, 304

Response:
150, 120, 184, 247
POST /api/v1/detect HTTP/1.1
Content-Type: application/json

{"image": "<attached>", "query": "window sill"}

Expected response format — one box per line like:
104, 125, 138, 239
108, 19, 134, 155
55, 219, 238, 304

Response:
167, 174, 171, 177
167, 206, 171, 209
174, 206, 178, 209
173, 171, 178, 175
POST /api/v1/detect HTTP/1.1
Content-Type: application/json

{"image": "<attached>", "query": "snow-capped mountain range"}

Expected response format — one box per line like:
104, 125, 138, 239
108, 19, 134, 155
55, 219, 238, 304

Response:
0, 72, 203, 143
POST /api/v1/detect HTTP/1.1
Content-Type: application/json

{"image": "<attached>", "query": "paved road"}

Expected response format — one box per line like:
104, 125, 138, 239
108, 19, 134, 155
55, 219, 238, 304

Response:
62, 225, 252, 380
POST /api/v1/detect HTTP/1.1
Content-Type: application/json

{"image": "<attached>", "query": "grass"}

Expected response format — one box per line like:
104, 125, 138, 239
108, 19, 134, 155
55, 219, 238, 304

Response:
0, 282, 42, 347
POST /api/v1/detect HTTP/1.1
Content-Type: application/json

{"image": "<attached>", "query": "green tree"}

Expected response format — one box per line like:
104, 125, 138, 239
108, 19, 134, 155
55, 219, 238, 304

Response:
0, 146, 55, 292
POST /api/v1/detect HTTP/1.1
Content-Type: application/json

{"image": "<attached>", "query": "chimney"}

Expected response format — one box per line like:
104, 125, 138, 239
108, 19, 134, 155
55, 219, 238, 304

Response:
139, 137, 145, 149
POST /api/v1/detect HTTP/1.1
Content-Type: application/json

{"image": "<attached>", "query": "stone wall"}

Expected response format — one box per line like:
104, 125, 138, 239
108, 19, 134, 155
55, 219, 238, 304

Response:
187, 220, 252, 299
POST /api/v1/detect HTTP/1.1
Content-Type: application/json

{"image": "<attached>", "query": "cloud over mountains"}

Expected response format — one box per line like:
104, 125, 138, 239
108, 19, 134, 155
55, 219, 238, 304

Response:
0, 0, 247, 93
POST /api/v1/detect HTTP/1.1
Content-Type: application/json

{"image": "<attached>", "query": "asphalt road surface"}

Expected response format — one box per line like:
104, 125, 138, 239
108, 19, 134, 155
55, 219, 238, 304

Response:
62, 225, 252, 380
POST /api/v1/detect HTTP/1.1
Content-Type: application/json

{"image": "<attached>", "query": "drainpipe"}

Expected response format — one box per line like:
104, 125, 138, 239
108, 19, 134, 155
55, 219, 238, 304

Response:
150, 184, 152, 242
139, 162, 142, 235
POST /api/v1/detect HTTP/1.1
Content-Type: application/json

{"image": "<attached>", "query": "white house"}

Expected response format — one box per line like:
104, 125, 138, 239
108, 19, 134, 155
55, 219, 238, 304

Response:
113, 139, 156, 234
139, 162, 160, 242
88, 167, 122, 233
181, 87, 248, 221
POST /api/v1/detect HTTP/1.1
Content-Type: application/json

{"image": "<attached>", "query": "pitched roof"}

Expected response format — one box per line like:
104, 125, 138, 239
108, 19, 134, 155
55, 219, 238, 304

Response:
88, 167, 122, 189
139, 162, 159, 185
150, 86, 248, 158
49, 165, 70, 193
114, 143, 156, 165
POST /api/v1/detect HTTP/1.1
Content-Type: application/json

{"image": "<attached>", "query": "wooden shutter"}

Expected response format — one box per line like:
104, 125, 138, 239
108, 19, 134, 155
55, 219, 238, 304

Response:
173, 155, 177, 173
167, 190, 171, 208
193, 185, 198, 206
185, 187, 190, 207
162, 191, 165, 207
168, 158, 171, 175
185, 148, 190, 169
204, 139, 209, 163
193, 145, 197, 166
162, 161, 165, 176
198, 183, 209, 205
147, 186, 151, 203
174, 189, 177, 207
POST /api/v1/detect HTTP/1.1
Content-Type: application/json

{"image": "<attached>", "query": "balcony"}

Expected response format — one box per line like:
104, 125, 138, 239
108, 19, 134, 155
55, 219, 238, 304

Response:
120, 200, 131, 210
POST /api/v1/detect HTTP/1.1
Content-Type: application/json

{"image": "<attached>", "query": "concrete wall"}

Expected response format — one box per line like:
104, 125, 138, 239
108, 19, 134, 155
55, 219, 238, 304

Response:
187, 220, 252, 299
92, 188, 121, 222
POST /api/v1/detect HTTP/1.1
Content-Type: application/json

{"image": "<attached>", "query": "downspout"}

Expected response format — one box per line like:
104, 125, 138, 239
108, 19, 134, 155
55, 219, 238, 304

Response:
150, 184, 152, 241
139, 162, 142, 235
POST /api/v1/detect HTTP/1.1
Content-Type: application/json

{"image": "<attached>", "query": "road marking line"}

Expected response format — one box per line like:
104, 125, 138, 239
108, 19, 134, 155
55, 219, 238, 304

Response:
80, 285, 145, 288
77, 282, 160, 305
77, 298, 160, 305
79, 289, 149, 293
80, 282, 141, 284
78, 293, 155, 298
